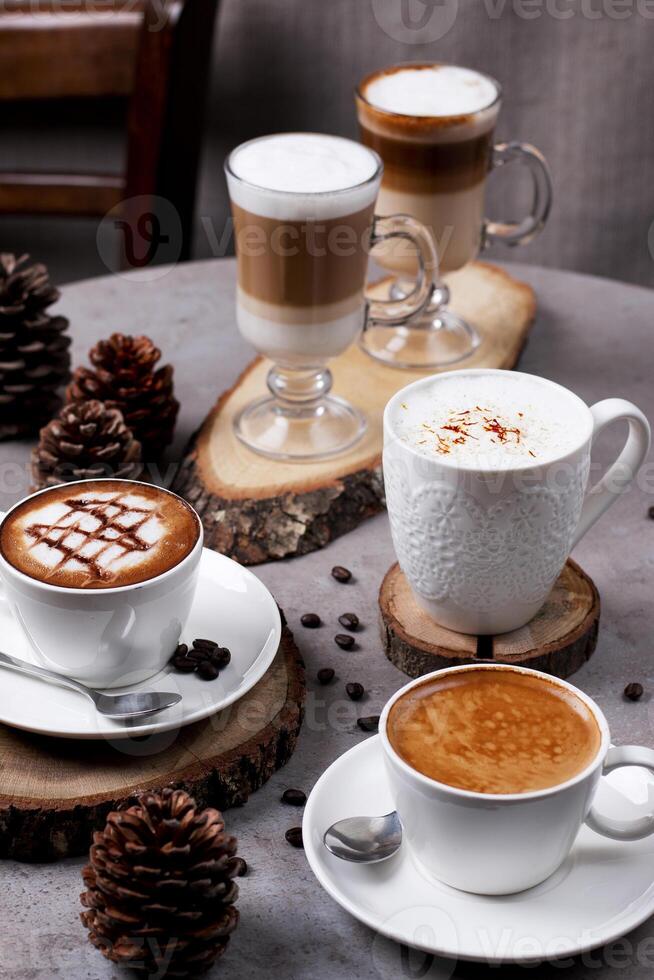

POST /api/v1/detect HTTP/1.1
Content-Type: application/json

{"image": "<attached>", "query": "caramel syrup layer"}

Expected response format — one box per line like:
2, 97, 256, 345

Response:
387, 669, 601, 794
359, 124, 492, 194
231, 202, 375, 308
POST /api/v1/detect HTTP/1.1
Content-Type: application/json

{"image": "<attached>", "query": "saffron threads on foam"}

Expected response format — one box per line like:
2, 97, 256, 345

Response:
416, 405, 535, 458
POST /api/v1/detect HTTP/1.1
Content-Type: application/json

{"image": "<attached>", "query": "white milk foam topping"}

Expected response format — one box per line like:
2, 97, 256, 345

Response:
391, 373, 586, 469
227, 133, 380, 220
364, 66, 498, 117
17, 489, 164, 580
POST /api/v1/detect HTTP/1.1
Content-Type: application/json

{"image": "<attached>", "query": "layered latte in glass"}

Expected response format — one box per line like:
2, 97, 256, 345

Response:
355, 63, 551, 369
357, 64, 500, 276
225, 132, 437, 461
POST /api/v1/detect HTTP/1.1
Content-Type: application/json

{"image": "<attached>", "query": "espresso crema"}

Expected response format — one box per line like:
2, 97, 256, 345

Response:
387, 669, 602, 795
0, 481, 199, 589
226, 133, 381, 361
357, 64, 499, 274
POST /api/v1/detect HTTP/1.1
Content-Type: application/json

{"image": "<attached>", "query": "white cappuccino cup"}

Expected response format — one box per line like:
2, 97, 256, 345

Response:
381, 664, 654, 895
0, 480, 203, 688
383, 369, 650, 634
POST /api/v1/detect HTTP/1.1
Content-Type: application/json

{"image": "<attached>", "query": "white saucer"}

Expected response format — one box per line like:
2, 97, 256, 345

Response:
304, 736, 654, 964
0, 548, 281, 740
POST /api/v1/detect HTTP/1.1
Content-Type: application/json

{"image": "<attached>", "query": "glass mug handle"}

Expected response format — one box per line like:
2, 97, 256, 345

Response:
365, 213, 438, 325
482, 141, 553, 248
586, 746, 654, 841
572, 399, 650, 548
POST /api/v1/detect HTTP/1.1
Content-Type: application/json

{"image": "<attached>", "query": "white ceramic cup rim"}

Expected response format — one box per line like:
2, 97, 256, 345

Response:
379, 663, 611, 803
383, 368, 595, 474
0, 478, 203, 596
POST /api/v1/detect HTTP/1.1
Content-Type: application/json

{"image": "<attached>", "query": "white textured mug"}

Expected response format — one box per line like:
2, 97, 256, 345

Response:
383, 369, 650, 634
0, 480, 203, 688
381, 664, 654, 895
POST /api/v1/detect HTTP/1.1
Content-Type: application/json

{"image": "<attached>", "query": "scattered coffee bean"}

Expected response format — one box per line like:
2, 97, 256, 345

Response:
338, 612, 359, 631
648, 505, 654, 520
197, 660, 220, 681
209, 646, 231, 669
281, 788, 307, 807
301, 613, 322, 629
335, 633, 355, 650
357, 715, 380, 733
285, 827, 304, 849
331, 565, 352, 583
346, 682, 364, 702
230, 856, 248, 877
175, 643, 188, 658
624, 682, 644, 701
193, 638, 218, 653
317, 667, 335, 685
186, 648, 205, 663
171, 655, 196, 673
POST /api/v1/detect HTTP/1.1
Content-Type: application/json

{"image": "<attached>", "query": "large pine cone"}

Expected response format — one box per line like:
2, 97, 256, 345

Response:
67, 333, 179, 459
80, 789, 240, 978
0, 253, 71, 439
31, 399, 142, 489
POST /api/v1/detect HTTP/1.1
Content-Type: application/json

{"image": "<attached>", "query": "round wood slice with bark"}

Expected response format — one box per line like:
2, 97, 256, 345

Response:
173, 263, 536, 565
380, 559, 600, 679
0, 621, 304, 862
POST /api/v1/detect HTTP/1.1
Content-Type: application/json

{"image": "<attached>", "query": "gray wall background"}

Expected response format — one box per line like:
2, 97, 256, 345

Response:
3, 0, 654, 288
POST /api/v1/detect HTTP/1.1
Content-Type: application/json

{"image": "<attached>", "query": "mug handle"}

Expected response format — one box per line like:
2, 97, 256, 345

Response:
482, 141, 553, 248
572, 399, 650, 548
366, 213, 438, 326
586, 746, 654, 841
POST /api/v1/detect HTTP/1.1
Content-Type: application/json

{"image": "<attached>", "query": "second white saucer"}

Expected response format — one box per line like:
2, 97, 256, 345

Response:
304, 735, 654, 964
0, 547, 281, 739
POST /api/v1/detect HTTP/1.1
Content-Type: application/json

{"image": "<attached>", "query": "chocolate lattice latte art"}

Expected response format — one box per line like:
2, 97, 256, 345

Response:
0, 481, 199, 589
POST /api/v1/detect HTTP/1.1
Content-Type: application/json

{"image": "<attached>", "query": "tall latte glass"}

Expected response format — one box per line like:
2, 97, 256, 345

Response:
356, 64, 552, 368
225, 133, 437, 461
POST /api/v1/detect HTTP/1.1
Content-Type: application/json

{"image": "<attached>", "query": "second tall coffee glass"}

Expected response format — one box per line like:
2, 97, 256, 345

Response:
225, 133, 437, 461
356, 63, 553, 369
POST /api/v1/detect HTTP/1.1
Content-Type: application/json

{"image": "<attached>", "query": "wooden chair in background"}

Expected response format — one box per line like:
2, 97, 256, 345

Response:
0, 0, 219, 265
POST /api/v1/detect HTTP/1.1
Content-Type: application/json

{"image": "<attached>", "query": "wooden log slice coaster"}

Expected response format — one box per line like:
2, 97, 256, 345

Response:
173, 263, 536, 565
0, 621, 304, 862
380, 560, 600, 680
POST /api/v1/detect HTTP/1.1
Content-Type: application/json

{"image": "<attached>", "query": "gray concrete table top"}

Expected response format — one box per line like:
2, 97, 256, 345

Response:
2, 259, 654, 980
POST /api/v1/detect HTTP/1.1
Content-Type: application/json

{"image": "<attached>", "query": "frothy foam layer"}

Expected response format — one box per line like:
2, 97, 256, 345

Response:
364, 65, 498, 118
226, 134, 381, 220
387, 669, 602, 794
390, 373, 587, 468
1, 481, 199, 589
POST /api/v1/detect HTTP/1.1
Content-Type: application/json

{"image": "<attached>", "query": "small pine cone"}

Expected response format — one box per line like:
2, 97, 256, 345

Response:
0, 253, 71, 439
67, 333, 179, 459
31, 399, 142, 490
80, 789, 240, 977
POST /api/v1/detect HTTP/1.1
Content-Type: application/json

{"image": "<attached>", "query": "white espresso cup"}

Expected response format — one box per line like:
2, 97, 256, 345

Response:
383, 369, 650, 634
0, 480, 203, 688
380, 664, 654, 895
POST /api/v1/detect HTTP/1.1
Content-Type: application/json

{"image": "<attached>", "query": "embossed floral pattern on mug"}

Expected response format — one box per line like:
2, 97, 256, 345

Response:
384, 454, 590, 611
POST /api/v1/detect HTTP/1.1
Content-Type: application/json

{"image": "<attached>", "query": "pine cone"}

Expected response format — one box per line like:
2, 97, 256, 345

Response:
67, 333, 179, 459
0, 253, 71, 439
80, 789, 241, 977
31, 399, 142, 490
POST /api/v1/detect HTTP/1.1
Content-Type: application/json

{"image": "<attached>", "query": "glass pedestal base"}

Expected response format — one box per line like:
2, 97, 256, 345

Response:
234, 392, 366, 462
361, 279, 481, 369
